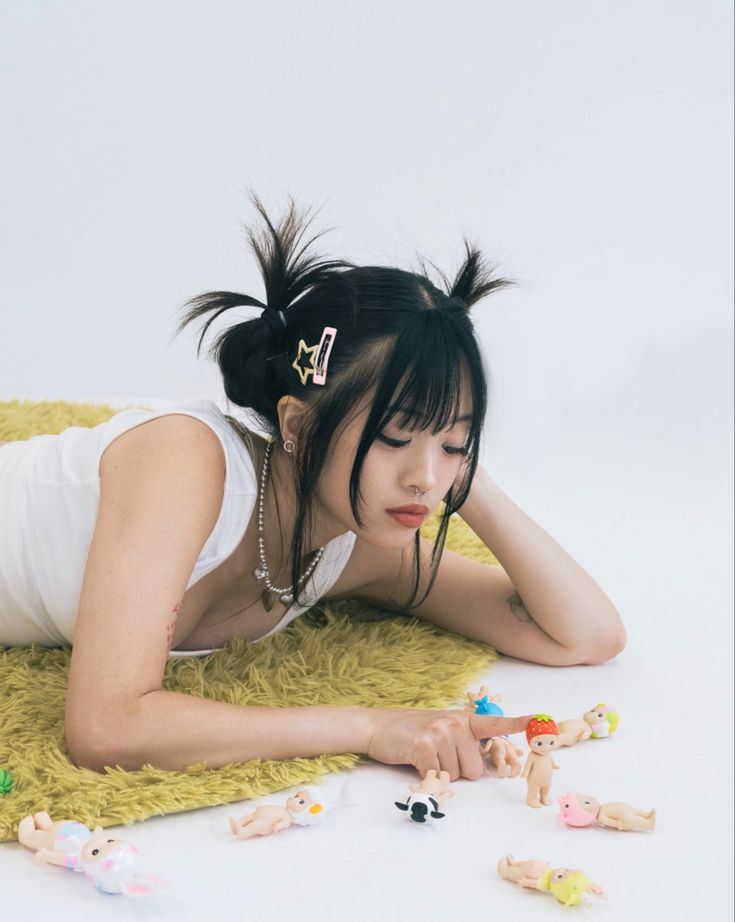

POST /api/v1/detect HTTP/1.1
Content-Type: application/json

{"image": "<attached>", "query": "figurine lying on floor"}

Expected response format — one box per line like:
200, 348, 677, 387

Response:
497, 854, 604, 907
17, 812, 166, 896
229, 790, 325, 839
556, 703, 620, 747
559, 793, 656, 831
394, 769, 454, 824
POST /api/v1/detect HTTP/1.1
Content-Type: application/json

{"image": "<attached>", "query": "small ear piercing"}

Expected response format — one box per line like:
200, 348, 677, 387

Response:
283, 439, 295, 453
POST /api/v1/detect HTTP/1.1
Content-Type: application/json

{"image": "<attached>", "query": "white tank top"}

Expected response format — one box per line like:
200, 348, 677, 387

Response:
0, 398, 356, 652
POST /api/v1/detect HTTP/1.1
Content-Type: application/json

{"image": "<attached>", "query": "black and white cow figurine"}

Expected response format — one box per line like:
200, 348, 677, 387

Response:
394, 769, 454, 824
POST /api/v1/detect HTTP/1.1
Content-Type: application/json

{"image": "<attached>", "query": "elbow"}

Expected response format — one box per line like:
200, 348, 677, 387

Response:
580, 618, 628, 665
66, 716, 139, 773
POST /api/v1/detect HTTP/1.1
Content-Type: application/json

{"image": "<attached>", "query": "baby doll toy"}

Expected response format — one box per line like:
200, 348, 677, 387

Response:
465, 685, 523, 776
17, 812, 166, 896
465, 685, 504, 717
559, 792, 656, 831
229, 789, 325, 839
497, 854, 604, 907
481, 736, 524, 778
394, 769, 454, 824
556, 703, 620, 747
521, 714, 560, 807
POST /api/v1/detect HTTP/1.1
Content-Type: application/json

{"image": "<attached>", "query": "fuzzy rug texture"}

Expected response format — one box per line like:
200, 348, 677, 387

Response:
0, 399, 498, 842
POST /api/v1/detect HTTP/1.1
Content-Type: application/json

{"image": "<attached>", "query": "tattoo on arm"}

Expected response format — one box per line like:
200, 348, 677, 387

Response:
507, 591, 533, 623
164, 602, 182, 653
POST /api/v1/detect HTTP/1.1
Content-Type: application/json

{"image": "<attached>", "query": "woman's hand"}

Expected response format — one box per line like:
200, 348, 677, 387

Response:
365, 708, 530, 781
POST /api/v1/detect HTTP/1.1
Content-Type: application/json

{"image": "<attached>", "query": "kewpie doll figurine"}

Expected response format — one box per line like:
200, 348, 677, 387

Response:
465, 685, 504, 717
394, 769, 454, 824
556, 703, 620, 747
521, 714, 560, 808
559, 792, 656, 831
229, 790, 324, 839
498, 855, 604, 907
481, 736, 524, 778
17, 812, 166, 896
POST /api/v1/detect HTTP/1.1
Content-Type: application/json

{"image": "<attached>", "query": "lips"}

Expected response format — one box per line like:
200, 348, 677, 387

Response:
387, 505, 429, 529
387, 504, 429, 514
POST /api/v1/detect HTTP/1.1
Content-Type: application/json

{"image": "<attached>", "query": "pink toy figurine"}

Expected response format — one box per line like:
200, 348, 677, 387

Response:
556, 703, 621, 747
559, 792, 656, 831
521, 715, 560, 808
17, 813, 167, 896
394, 769, 454, 824
229, 790, 324, 839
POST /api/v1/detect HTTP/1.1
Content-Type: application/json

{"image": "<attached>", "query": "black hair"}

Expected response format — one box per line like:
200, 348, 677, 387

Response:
175, 192, 513, 611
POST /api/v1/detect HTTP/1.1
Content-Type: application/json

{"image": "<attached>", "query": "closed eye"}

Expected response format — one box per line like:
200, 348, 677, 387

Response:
376, 433, 469, 456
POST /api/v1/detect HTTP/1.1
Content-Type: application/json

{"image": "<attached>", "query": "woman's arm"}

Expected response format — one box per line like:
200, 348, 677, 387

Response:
456, 463, 626, 662
68, 415, 525, 778
333, 463, 626, 666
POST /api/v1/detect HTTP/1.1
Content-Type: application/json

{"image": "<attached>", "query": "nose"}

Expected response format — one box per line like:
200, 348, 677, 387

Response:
403, 445, 438, 497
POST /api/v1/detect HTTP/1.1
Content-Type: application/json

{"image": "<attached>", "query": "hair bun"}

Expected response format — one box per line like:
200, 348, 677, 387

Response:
260, 307, 288, 340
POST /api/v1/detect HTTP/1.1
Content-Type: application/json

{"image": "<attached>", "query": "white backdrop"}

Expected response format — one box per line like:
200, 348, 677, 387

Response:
0, 3, 732, 920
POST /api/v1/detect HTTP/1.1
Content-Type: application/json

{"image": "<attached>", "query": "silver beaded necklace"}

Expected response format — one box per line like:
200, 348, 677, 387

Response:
253, 439, 325, 612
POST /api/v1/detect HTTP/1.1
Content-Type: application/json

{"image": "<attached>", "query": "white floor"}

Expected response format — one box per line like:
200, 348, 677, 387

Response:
1, 401, 732, 922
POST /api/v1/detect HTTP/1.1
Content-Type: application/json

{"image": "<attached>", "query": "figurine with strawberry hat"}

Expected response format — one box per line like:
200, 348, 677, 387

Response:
520, 714, 560, 808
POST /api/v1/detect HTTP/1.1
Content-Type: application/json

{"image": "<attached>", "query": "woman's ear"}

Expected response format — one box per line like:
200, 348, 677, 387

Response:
276, 395, 308, 444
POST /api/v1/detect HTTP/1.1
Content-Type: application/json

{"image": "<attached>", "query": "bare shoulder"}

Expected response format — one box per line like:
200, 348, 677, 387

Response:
100, 413, 226, 478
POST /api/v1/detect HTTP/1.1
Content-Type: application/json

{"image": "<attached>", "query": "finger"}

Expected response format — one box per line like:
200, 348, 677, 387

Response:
436, 739, 461, 783
470, 714, 531, 740
456, 734, 486, 781
413, 738, 441, 780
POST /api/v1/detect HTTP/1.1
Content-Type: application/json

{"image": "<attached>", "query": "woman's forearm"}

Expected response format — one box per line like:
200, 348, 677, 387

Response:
71, 690, 375, 772
458, 464, 626, 657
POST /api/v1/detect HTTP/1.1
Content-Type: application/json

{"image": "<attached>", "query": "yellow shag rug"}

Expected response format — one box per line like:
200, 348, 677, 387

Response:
0, 399, 499, 842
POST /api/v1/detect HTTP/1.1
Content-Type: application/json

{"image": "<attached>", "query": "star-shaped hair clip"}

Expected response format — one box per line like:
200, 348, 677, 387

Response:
292, 326, 337, 386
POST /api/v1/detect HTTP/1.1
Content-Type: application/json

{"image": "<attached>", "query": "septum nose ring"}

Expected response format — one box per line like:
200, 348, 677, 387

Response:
414, 487, 426, 499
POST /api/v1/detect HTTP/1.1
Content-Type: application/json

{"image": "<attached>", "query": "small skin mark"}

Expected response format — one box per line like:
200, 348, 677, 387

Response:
507, 591, 533, 623
164, 602, 182, 652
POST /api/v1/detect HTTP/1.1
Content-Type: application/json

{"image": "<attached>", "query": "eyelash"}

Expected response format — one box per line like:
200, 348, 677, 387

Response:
376, 434, 470, 457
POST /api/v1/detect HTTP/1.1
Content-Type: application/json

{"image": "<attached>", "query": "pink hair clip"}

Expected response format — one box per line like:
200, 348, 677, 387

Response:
313, 326, 337, 385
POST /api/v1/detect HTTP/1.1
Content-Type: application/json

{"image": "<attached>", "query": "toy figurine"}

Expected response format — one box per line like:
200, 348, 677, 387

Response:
0, 768, 13, 795
559, 792, 656, 831
17, 812, 166, 896
466, 685, 505, 749
465, 685, 504, 717
556, 703, 620, 747
481, 736, 524, 778
229, 789, 324, 839
521, 714, 560, 808
498, 855, 604, 907
394, 769, 454, 824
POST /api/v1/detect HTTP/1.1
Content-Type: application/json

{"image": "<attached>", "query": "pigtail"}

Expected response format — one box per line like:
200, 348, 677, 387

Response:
174, 192, 353, 420
448, 240, 515, 307
415, 240, 515, 310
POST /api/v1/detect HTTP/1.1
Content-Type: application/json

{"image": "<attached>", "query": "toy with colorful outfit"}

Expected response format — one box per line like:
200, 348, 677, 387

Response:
465, 686, 522, 776
556, 703, 620, 747
521, 714, 560, 808
498, 855, 604, 907
229, 790, 325, 839
17, 812, 166, 896
559, 792, 656, 831
394, 769, 454, 824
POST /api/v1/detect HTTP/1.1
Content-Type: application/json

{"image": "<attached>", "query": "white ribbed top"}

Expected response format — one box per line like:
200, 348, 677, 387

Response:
0, 398, 356, 651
